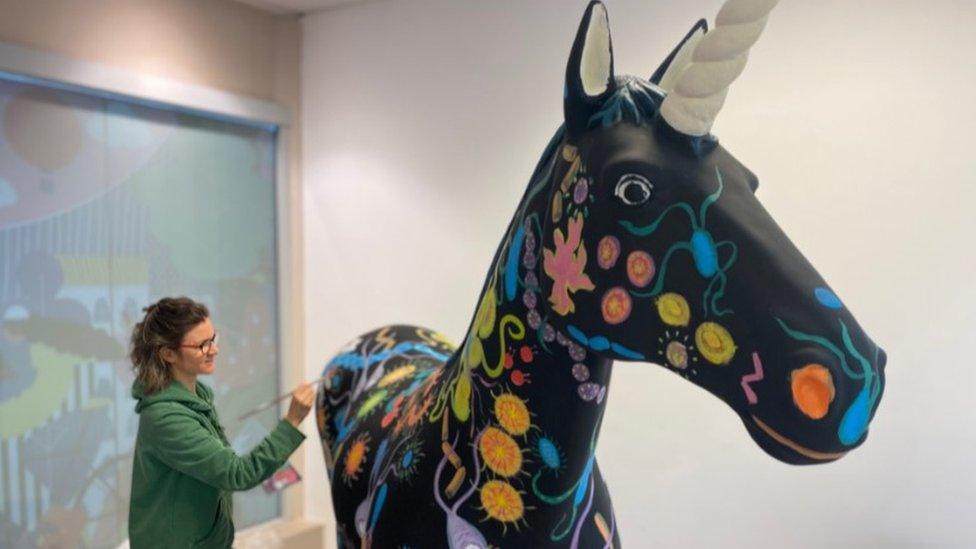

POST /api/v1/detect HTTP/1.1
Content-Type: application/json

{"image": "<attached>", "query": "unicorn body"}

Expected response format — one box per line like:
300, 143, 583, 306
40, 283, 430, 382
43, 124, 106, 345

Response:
316, 2, 886, 547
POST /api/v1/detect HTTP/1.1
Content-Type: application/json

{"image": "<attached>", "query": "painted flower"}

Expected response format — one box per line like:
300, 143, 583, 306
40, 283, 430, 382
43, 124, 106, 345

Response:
543, 213, 595, 316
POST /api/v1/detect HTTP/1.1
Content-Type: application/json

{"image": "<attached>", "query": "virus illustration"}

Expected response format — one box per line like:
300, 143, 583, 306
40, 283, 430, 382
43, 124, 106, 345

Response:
394, 438, 424, 481
531, 434, 565, 473
479, 426, 524, 478
657, 329, 700, 379
356, 388, 390, 419
342, 432, 371, 486
394, 368, 442, 435
379, 364, 418, 388
494, 393, 531, 436
479, 479, 527, 529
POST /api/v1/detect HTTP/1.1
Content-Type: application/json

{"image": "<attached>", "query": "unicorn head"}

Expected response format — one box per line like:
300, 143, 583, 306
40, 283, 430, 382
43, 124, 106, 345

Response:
538, 0, 885, 464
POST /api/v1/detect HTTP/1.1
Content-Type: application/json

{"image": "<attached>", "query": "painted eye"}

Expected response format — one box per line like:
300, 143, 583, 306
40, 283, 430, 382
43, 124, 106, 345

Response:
614, 174, 654, 205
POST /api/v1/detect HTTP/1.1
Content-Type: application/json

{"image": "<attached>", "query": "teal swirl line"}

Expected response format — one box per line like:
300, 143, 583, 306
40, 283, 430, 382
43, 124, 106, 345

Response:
774, 317, 862, 380
629, 242, 693, 298
839, 319, 878, 402
699, 166, 724, 226
704, 240, 737, 317
619, 202, 697, 237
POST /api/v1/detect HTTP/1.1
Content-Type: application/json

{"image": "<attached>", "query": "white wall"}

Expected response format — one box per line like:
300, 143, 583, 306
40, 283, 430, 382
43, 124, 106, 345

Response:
302, 0, 976, 546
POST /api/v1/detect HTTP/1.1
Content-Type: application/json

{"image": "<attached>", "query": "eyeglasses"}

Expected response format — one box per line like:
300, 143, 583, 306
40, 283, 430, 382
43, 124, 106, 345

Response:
179, 333, 219, 355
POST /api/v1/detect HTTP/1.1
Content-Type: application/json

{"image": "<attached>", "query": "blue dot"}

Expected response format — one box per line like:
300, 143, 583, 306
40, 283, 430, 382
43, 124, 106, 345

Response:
538, 438, 560, 470
838, 386, 870, 445
401, 449, 413, 468
814, 287, 843, 309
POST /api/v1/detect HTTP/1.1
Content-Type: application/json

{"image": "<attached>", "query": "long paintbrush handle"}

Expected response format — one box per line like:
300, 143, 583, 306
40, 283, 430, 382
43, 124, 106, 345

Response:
237, 374, 329, 422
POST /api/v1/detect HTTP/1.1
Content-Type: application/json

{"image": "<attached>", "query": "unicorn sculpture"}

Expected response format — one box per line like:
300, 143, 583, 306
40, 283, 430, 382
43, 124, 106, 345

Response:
316, 1, 886, 546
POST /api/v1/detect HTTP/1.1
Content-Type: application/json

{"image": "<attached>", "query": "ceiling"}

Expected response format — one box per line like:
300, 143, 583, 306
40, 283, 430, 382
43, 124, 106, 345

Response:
230, 0, 373, 15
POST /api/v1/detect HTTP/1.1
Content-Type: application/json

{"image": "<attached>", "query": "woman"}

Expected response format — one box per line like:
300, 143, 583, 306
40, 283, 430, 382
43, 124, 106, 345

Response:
127, 296, 314, 548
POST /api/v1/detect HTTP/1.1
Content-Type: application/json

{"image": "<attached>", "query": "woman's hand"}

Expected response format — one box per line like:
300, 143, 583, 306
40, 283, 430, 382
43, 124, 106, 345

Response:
285, 382, 316, 428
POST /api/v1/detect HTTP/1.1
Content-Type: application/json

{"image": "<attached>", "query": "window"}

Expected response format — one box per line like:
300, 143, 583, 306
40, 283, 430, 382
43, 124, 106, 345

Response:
0, 76, 283, 546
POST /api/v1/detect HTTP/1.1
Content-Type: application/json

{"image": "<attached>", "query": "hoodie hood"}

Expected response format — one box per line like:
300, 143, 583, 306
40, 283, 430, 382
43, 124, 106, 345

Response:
132, 378, 214, 414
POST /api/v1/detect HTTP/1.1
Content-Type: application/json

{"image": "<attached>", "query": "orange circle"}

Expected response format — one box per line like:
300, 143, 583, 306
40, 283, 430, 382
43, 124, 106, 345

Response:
479, 427, 523, 477
480, 480, 524, 523
494, 393, 531, 436
626, 251, 655, 287
597, 236, 620, 269
601, 287, 632, 325
791, 364, 835, 419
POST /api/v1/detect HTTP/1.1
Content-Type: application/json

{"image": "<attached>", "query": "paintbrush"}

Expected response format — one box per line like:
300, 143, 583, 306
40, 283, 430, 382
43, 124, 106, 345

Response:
237, 374, 329, 422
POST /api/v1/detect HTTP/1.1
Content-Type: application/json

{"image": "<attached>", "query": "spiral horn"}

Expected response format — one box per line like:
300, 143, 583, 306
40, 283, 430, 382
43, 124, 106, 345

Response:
659, 0, 780, 137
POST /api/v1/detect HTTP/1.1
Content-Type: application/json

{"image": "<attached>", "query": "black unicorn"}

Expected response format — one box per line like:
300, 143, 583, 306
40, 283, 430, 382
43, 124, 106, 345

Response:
315, 1, 886, 547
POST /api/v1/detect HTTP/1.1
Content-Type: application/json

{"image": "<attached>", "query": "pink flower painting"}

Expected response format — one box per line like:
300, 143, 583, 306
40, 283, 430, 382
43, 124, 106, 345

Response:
543, 213, 594, 315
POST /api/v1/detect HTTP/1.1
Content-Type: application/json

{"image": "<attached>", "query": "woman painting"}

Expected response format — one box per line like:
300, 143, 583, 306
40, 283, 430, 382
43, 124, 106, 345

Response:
127, 296, 313, 548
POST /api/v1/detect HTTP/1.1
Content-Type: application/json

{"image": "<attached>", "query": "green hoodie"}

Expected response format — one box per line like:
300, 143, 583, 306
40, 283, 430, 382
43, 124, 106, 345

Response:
129, 380, 305, 548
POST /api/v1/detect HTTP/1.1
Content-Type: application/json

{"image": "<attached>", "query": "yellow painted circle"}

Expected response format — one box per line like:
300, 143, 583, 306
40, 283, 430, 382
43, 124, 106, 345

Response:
694, 322, 736, 365
656, 293, 691, 327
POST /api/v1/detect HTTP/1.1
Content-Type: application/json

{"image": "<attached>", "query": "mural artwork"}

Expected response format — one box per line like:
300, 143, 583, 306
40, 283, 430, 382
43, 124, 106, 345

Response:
0, 70, 281, 546
316, 1, 887, 547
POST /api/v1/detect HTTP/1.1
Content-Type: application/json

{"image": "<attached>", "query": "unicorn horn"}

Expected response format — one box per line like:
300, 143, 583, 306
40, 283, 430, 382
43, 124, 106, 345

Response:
659, 0, 780, 137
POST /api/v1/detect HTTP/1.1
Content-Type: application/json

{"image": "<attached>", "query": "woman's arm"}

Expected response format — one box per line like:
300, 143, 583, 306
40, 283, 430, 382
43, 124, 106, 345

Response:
143, 404, 305, 491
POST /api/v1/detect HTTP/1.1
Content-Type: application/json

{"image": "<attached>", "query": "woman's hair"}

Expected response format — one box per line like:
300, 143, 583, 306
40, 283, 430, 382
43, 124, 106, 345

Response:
130, 296, 210, 395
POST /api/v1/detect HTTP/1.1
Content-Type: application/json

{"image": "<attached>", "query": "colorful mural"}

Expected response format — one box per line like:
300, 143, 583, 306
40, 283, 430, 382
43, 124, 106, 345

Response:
0, 78, 281, 547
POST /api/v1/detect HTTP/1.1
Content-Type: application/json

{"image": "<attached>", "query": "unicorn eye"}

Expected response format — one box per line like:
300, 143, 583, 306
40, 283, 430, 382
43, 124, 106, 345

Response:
614, 174, 654, 205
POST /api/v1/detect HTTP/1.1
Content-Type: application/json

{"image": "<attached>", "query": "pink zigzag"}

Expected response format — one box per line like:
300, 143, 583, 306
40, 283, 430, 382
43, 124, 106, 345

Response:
741, 352, 764, 405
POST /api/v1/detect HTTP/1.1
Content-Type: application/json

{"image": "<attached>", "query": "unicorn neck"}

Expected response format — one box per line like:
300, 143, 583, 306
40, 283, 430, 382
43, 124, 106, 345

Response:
450, 126, 615, 471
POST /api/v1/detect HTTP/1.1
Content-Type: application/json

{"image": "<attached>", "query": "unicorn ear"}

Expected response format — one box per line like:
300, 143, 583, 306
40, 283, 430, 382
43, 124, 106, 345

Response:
564, 1, 616, 136
651, 19, 708, 92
